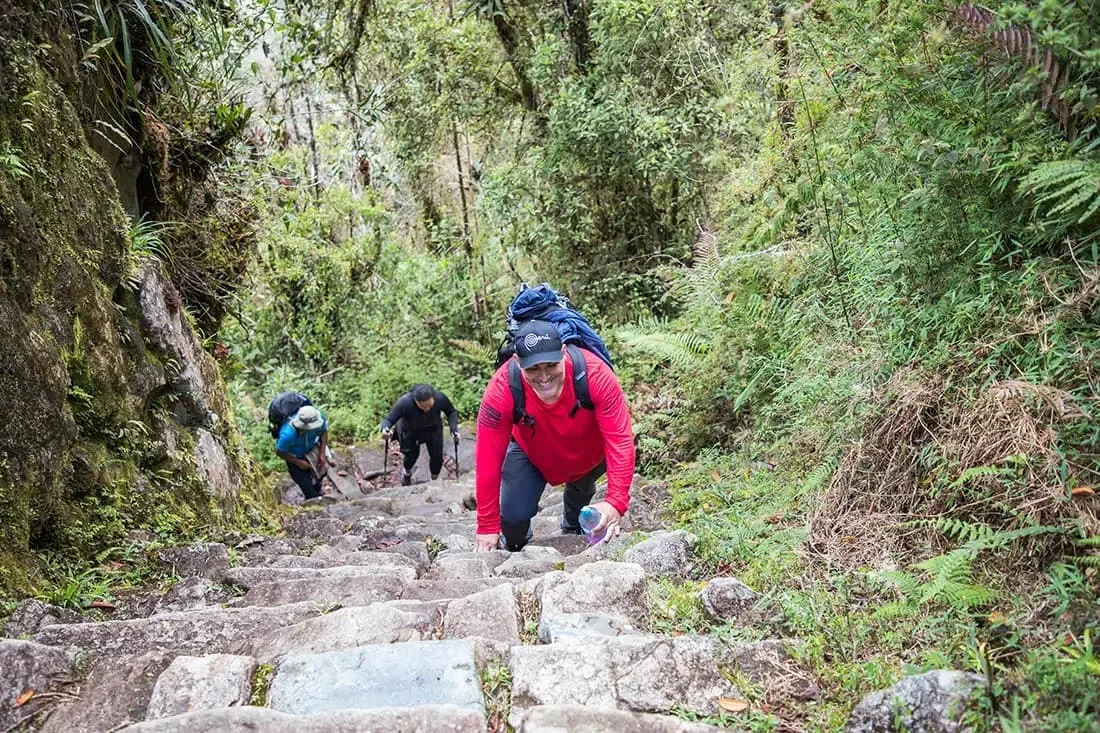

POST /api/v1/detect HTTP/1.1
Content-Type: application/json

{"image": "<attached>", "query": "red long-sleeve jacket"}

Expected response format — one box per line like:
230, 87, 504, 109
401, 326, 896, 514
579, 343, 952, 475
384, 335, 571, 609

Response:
474, 349, 635, 534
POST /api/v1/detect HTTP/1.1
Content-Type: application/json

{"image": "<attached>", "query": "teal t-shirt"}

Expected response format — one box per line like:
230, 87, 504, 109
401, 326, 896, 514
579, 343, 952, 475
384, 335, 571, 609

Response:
275, 416, 326, 457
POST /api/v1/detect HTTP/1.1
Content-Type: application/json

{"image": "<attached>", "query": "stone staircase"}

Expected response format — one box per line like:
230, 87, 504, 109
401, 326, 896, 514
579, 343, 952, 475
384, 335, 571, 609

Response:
2, 473, 822, 732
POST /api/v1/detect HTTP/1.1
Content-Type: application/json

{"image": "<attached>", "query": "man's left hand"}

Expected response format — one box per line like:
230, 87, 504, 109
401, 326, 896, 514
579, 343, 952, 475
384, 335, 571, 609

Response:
587, 501, 623, 544
452, 432, 461, 442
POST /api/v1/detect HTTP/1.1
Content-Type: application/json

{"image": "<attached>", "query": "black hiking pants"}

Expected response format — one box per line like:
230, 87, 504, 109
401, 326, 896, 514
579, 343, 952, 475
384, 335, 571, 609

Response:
498, 441, 605, 551
398, 423, 444, 478
286, 461, 323, 500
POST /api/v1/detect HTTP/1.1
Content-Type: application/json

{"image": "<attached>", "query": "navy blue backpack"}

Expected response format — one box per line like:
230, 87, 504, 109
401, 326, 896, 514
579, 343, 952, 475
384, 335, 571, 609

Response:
496, 283, 612, 427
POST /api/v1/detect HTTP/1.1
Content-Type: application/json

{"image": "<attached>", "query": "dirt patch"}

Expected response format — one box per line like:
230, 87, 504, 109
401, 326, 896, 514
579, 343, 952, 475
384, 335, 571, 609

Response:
811, 370, 1098, 568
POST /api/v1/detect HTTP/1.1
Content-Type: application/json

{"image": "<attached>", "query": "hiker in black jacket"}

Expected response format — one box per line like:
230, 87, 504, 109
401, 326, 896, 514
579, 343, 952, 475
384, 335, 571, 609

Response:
381, 383, 459, 485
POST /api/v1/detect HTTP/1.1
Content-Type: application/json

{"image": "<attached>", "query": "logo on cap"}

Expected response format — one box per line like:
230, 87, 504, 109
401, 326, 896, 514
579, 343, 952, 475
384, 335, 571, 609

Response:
523, 333, 551, 351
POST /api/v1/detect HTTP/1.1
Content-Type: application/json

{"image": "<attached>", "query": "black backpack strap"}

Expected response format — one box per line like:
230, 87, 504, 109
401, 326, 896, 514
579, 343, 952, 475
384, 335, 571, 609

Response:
566, 344, 594, 416
508, 360, 533, 427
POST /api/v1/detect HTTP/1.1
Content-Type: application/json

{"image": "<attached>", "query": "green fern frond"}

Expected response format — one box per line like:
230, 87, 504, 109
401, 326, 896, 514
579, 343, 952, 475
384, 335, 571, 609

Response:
948, 465, 1013, 489
803, 455, 840, 493
448, 338, 492, 363
1078, 536, 1100, 548
869, 569, 923, 597
937, 580, 998, 609
1021, 159, 1100, 225
617, 327, 709, 369
872, 601, 918, 620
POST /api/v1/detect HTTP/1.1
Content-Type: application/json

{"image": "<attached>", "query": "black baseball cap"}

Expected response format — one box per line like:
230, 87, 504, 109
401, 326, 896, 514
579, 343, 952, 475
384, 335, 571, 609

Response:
513, 320, 563, 369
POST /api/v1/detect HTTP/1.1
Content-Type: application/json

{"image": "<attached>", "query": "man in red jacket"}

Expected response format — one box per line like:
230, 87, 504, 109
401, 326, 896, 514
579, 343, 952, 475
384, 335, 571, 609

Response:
473, 320, 635, 552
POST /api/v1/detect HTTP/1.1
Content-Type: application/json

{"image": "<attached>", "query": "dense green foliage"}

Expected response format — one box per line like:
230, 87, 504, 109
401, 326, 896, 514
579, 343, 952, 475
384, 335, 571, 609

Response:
216, 0, 1099, 728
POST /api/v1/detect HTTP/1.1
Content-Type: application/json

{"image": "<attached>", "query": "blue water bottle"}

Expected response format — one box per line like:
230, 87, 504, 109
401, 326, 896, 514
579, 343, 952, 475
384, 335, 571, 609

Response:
579, 505, 606, 545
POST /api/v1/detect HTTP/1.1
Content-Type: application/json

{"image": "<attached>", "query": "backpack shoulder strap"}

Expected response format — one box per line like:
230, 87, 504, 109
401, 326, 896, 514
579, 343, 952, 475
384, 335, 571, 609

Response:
567, 344, 594, 416
507, 360, 531, 426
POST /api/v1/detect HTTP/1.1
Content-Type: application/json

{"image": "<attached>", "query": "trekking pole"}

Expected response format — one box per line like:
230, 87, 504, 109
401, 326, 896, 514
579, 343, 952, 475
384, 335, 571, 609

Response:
383, 432, 390, 484
453, 433, 460, 477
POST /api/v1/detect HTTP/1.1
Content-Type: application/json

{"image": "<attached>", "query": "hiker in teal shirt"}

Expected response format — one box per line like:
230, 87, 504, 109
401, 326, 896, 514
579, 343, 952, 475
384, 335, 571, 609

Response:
275, 405, 329, 500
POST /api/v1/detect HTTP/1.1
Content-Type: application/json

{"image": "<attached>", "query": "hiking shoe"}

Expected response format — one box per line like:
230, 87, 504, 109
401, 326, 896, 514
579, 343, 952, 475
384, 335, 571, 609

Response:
560, 526, 583, 536
401, 473, 412, 486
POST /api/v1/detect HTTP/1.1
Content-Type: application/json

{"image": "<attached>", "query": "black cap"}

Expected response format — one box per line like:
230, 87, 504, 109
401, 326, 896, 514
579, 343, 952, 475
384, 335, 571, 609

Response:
513, 320, 563, 369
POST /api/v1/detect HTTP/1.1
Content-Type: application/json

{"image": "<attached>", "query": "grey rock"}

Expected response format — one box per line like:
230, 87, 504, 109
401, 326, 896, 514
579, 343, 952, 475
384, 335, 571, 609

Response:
39, 650, 174, 733
541, 560, 648, 621
145, 654, 255, 719
2, 599, 83, 638
846, 670, 985, 733
510, 636, 737, 718
401, 578, 513, 601
193, 429, 238, 498
282, 514, 346, 540
268, 639, 484, 716
720, 639, 820, 701
310, 545, 421, 572
518, 704, 724, 732
700, 577, 760, 623
251, 603, 437, 661
443, 583, 519, 643
323, 534, 368, 552
157, 542, 230, 580
153, 577, 232, 615
562, 534, 634, 571
425, 554, 497, 580
438, 533, 474, 552
34, 602, 321, 655
622, 530, 697, 577
223, 565, 402, 588
537, 612, 641, 644
136, 262, 219, 428
118, 705, 487, 732
237, 569, 414, 607
0, 640, 75, 730
268, 555, 328, 568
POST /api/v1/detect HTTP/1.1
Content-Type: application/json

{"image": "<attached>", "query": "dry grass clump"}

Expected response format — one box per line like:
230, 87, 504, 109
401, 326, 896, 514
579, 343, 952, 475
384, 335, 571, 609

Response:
810, 370, 1097, 569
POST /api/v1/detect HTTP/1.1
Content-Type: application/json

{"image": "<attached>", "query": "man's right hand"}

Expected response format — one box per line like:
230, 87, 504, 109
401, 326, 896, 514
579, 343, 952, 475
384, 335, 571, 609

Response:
474, 533, 498, 552
381, 428, 392, 439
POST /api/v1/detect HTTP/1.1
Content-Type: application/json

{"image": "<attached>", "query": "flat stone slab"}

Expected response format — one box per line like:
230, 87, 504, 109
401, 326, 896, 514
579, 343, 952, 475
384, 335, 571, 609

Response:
541, 560, 648, 621
223, 565, 404, 588
622, 530, 697, 577
847, 670, 983, 732
0, 640, 75, 730
720, 639, 820, 701
269, 639, 484, 716
282, 514, 347, 540
118, 705, 486, 732
537, 612, 641, 644
39, 650, 174, 733
157, 543, 230, 579
443, 583, 519, 643
310, 546, 422, 572
145, 654, 255, 719
424, 554, 501, 580
34, 602, 321, 655
251, 603, 437, 661
518, 704, 725, 732
510, 636, 737, 718
3, 599, 83, 638
401, 578, 513, 601
237, 569, 414, 607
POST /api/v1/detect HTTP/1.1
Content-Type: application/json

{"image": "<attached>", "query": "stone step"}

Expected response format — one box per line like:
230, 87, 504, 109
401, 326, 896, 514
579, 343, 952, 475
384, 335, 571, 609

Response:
223, 565, 412, 589
145, 654, 255, 720
508, 636, 738, 721
0, 640, 75, 731
118, 705, 486, 732
33, 602, 322, 656
231, 570, 414, 608
517, 704, 725, 732
399, 578, 513, 601
267, 639, 484, 717
248, 601, 440, 661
